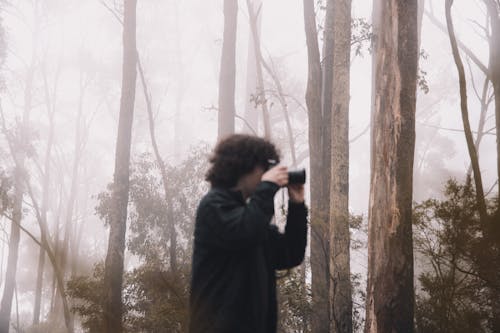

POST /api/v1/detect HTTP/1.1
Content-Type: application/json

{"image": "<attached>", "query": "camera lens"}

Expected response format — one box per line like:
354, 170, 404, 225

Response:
288, 169, 306, 185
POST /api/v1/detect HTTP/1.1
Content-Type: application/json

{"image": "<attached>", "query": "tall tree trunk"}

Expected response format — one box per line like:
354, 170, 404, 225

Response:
0, 170, 23, 333
102, 0, 137, 332
0, 16, 35, 328
365, 1, 418, 332
247, 0, 271, 139
33, 63, 58, 326
33, 245, 45, 325
485, 0, 500, 205
445, 0, 487, 221
303, 0, 329, 331
330, 0, 352, 332
218, 0, 237, 140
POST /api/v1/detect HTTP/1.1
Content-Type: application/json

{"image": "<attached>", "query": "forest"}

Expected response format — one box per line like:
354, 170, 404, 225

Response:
0, 0, 499, 332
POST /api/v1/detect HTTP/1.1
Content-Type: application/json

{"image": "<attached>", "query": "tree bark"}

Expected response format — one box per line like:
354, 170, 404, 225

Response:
303, 0, 330, 331
330, 0, 353, 332
445, 0, 487, 221
102, 0, 137, 332
365, 1, 418, 332
484, 0, 500, 205
218, 0, 237, 140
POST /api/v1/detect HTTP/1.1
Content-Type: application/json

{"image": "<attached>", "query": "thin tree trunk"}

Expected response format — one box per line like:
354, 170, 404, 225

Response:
445, 0, 487, 221
260, 57, 297, 165
247, 0, 271, 139
218, 0, 237, 139
33, 64, 58, 325
330, 0, 353, 332
0, 169, 23, 333
102, 0, 137, 332
425, 9, 489, 77
137, 57, 178, 273
365, 1, 418, 332
0, 19, 36, 328
33, 246, 45, 325
303, 0, 329, 331
25, 182, 73, 333
467, 76, 491, 178
243, 0, 262, 134
50, 186, 64, 314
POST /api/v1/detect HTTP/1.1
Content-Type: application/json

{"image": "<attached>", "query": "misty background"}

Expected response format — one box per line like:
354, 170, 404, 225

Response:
0, 0, 497, 332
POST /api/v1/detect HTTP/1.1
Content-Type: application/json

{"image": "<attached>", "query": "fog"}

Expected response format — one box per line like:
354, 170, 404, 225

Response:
0, 0, 497, 332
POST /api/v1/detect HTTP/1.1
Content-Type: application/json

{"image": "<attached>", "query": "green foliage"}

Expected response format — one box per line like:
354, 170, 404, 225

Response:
277, 268, 311, 333
67, 263, 106, 333
72, 146, 209, 332
126, 263, 190, 332
413, 179, 500, 333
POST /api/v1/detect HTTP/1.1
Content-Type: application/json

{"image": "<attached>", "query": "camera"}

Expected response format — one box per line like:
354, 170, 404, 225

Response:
267, 159, 306, 185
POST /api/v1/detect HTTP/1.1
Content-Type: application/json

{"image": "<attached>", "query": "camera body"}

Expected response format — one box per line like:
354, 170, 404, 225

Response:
267, 159, 306, 185
288, 169, 306, 185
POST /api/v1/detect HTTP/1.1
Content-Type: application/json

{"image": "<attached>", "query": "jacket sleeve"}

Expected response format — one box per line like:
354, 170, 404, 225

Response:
269, 201, 308, 270
202, 181, 280, 250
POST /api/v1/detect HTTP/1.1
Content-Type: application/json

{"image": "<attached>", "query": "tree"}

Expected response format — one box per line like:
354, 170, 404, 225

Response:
365, 1, 419, 332
243, 0, 262, 134
0, 1, 35, 328
445, 1, 500, 329
102, 0, 137, 332
483, 0, 500, 204
329, 0, 353, 331
413, 179, 499, 333
247, 0, 271, 139
218, 0, 237, 139
137, 57, 178, 272
303, 0, 330, 331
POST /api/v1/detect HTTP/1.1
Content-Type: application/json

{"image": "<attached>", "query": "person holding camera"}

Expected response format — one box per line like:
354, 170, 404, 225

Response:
188, 134, 308, 333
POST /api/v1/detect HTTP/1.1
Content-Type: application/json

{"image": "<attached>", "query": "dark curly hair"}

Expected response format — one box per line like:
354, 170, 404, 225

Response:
206, 134, 280, 188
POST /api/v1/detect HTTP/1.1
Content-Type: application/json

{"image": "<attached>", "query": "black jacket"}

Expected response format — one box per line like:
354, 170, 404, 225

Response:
188, 181, 308, 333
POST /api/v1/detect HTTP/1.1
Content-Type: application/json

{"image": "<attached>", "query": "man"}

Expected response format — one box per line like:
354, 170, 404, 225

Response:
189, 134, 308, 333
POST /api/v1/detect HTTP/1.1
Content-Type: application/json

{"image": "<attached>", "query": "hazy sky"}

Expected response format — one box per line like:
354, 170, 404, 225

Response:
0, 0, 496, 323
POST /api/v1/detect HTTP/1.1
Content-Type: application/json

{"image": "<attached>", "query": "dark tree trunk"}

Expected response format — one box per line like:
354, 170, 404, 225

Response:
365, 1, 419, 332
329, 0, 353, 332
303, 0, 330, 331
485, 0, 500, 205
218, 0, 237, 140
102, 1, 137, 332
445, 0, 487, 221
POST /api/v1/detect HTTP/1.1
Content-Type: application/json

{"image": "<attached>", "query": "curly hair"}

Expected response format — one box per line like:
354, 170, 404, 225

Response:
206, 134, 280, 188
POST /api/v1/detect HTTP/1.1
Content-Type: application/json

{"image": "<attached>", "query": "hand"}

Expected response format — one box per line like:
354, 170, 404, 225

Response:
288, 184, 304, 203
262, 165, 288, 187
